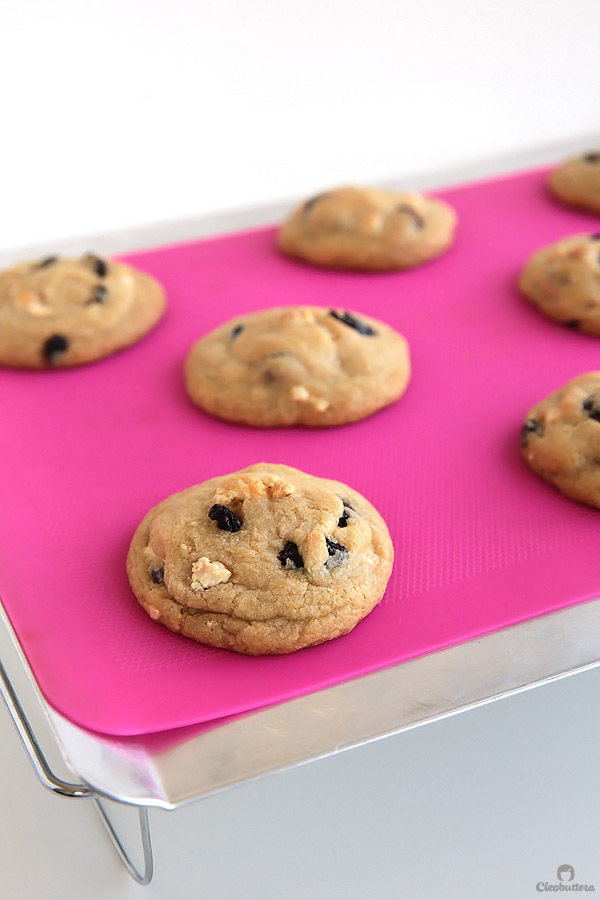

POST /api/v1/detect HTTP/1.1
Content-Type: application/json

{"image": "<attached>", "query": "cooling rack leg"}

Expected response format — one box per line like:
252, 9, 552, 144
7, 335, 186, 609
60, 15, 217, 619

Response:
0, 656, 95, 798
1, 656, 153, 884
92, 799, 154, 886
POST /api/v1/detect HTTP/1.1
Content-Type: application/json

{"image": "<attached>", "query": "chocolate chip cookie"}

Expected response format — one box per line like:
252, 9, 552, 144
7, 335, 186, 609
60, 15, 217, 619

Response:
185, 306, 410, 427
519, 234, 600, 334
549, 151, 600, 213
0, 253, 166, 368
520, 372, 600, 507
126, 463, 394, 654
277, 186, 456, 270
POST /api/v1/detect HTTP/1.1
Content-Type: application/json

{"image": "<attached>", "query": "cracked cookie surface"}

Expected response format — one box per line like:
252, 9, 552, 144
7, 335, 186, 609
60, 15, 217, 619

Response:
0, 254, 166, 368
126, 463, 394, 655
277, 186, 456, 270
185, 306, 410, 427
549, 151, 600, 213
519, 234, 600, 334
520, 372, 600, 507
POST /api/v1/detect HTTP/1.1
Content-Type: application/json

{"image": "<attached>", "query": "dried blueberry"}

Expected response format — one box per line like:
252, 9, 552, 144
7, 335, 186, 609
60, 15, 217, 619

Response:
583, 152, 600, 163
396, 204, 424, 228
591, 234, 600, 241
304, 193, 328, 214
582, 397, 600, 423
231, 324, 244, 339
564, 319, 581, 329
520, 418, 543, 447
89, 285, 108, 304
325, 538, 349, 570
208, 504, 242, 532
83, 253, 109, 277
279, 541, 304, 569
337, 510, 350, 528
43, 334, 69, 365
37, 255, 58, 269
329, 310, 376, 336
151, 567, 165, 584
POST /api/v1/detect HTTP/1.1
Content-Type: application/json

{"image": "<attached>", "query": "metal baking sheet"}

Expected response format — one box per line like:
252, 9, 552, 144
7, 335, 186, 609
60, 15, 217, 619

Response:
1, 158, 600, 738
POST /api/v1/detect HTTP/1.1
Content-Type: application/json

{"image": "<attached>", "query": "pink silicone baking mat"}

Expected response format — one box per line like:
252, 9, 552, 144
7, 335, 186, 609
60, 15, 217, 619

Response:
1, 166, 600, 737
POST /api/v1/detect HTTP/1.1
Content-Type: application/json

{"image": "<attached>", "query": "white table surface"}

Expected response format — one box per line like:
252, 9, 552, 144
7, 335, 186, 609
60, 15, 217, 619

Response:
2, 665, 600, 899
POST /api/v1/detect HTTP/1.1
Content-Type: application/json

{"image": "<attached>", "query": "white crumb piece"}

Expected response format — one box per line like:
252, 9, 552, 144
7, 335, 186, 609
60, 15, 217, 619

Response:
216, 472, 295, 503
191, 557, 231, 590
363, 212, 384, 233
280, 307, 316, 324
290, 384, 329, 412
18, 292, 54, 317
290, 384, 310, 402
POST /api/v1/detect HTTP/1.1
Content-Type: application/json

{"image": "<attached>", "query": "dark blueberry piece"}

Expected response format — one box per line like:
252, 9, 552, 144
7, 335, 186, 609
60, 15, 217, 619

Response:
583, 152, 600, 164
43, 334, 69, 365
329, 310, 376, 336
591, 233, 600, 241
520, 418, 543, 447
325, 537, 349, 570
396, 203, 424, 228
37, 256, 58, 269
303, 192, 328, 214
342, 500, 354, 510
151, 567, 165, 585
231, 324, 244, 339
564, 319, 581, 329
337, 510, 350, 528
89, 285, 108, 305
582, 396, 600, 423
93, 257, 108, 277
278, 541, 304, 569
82, 253, 109, 277
208, 504, 242, 532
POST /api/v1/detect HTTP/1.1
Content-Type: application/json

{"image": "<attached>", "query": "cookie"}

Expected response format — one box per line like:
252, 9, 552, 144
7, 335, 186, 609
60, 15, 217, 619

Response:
519, 234, 600, 334
549, 151, 600, 213
126, 463, 394, 655
0, 253, 166, 368
185, 306, 410, 427
520, 372, 600, 507
277, 186, 456, 270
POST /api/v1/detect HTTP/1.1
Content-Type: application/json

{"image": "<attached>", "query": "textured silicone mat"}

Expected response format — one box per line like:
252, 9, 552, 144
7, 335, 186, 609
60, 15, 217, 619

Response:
1, 167, 600, 737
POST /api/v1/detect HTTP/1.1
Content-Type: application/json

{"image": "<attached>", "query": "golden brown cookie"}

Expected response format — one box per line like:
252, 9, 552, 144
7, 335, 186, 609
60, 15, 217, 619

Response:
520, 372, 600, 507
549, 151, 600, 213
519, 234, 600, 334
185, 306, 410, 427
277, 186, 456, 270
126, 463, 394, 655
0, 253, 166, 368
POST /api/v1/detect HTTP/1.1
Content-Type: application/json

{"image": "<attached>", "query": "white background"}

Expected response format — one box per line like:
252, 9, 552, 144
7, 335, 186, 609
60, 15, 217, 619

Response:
1, 1, 600, 897
0, 0, 599, 254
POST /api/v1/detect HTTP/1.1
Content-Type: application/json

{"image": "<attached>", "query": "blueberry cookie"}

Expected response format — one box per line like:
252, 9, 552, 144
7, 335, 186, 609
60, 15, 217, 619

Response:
519, 234, 600, 334
126, 463, 394, 654
520, 372, 600, 507
549, 151, 600, 213
0, 253, 166, 368
277, 186, 456, 270
185, 306, 410, 427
